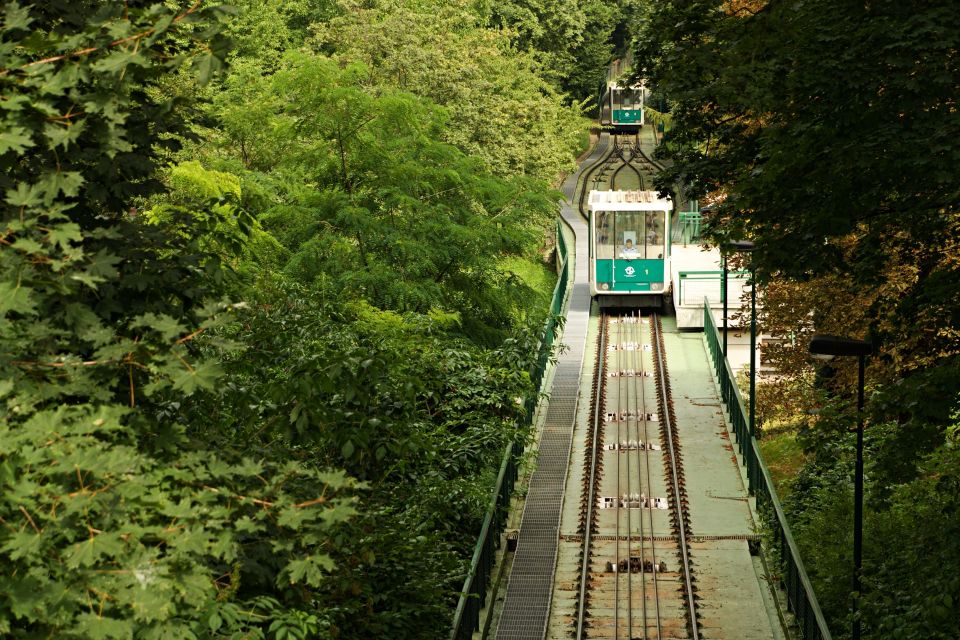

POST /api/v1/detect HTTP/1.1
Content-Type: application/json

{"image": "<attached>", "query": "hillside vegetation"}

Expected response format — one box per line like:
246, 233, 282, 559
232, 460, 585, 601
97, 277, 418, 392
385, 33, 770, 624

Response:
0, 1, 637, 637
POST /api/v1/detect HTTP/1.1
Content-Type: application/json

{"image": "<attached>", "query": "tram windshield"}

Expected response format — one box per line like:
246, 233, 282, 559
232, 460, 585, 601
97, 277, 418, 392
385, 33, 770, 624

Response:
613, 87, 643, 110
596, 210, 666, 260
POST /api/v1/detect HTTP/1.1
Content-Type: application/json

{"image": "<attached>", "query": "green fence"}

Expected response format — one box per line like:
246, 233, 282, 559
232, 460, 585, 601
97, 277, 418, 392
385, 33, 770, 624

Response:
703, 300, 832, 640
528, 223, 569, 418
675, 211, 702, 245
676, 270, 750, 307
449, 221, 571, 640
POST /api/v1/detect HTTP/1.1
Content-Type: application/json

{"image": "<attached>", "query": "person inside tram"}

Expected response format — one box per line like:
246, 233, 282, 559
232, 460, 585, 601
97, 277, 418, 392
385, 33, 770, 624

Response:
645, 212, 662, 245
620, 225, 640, 260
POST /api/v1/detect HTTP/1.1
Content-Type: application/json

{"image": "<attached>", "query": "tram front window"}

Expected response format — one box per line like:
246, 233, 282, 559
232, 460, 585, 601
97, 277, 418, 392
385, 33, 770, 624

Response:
615, 88, 643, 110
596, 212, 615, 259
597, 210, 665, 260
644, 211, 665, 258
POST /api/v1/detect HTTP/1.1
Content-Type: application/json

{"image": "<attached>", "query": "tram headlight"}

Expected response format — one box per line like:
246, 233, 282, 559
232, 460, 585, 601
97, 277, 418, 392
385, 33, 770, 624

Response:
600, 283, 610, 291
651, 282, 663, 291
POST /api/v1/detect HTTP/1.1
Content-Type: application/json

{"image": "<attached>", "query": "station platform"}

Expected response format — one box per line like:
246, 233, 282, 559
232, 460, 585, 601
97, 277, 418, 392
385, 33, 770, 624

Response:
670, 243, 752, 331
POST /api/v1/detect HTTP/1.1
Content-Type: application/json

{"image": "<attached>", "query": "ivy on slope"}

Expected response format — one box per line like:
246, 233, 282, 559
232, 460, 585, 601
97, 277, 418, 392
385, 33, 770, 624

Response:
0, 3, 357, 637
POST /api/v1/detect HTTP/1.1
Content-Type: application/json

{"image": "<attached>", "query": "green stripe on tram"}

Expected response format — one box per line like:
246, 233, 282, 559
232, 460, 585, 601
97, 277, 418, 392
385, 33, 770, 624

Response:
612, 109, 642, 123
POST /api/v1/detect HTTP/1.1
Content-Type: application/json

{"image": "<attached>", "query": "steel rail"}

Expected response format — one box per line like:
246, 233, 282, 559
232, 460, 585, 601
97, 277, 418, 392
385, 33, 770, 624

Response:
628, 312, 648, 639
634, 144, 666, 172
651, 314, 699, 640
637, 314, 660, 639
620, 317, 633, 640
613, 314, 631, 639
609, 133, 646, 191
609, 160, 645, 191
576, 313, 609, 639
623, 315, 636, 639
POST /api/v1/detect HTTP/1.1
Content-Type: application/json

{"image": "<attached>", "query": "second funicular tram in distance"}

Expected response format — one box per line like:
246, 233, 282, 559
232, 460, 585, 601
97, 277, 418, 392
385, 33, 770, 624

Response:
601, 54, 645, 132
589, 190, 673, 308
603, 80, 645, 132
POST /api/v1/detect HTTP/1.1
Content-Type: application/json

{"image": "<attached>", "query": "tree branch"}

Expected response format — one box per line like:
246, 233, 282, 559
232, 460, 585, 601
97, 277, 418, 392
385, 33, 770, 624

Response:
1, 0, 205, 77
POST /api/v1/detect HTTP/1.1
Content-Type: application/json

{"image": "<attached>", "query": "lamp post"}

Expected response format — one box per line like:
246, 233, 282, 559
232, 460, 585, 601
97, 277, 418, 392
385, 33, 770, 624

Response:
808, 334, 872, 640
726, 240, 756, 436
722, 252, 728, 355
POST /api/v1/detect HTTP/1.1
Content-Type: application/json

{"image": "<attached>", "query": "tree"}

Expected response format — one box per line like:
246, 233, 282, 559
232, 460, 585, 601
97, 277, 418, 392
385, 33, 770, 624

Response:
636, 0, 960, 466
206, 53, 558, 341
634, 2, 960, 636
0, 3, 357, 636
315, 0, 589, 181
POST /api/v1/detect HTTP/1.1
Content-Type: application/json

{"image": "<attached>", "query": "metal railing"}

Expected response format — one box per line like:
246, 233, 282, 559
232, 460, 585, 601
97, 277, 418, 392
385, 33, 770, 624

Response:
703, 299, 832, 640
676, 270, 749, 307
675, 211, 702, 245
528, 222, 569, 416
450, 221, 572, 640
449, 442, 519, 640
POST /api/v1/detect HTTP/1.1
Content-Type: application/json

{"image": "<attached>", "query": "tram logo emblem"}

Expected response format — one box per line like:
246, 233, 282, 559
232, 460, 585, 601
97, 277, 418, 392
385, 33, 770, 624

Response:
624, 266, 636, 277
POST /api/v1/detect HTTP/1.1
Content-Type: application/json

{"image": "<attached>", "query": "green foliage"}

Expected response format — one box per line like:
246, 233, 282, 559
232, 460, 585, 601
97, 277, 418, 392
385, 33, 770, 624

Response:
487, 0, 635, 103
756, 430, 805, 500
167, 160, 241, 203
0, 0, 236, 406
181, 279, 537, 636
0, 3, 359, 636
149, 160, 288, 276
208, 53, 558, 340
316, 0, 590, 181
3, 1, 574, 637
637, 1, 960, 378
0, 403, 357, 637
785, 433, 960, 639
861, 446, 960, 639
222, 0, 341, 70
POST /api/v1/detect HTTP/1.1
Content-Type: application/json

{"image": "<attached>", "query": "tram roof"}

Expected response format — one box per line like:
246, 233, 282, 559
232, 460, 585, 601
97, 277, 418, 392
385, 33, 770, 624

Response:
588, 190, 672, 212
606, 79, 644, 90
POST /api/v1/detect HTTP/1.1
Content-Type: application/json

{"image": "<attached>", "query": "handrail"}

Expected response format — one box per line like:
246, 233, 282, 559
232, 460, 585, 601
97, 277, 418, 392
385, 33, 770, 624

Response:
676, 270, 748, 306
449, 442, 517, 640
449, 220, 572, 639
703, 298, 832, 640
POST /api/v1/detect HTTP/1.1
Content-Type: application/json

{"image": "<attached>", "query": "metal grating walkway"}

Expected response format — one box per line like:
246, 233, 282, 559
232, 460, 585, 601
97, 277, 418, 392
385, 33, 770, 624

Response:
495, 136, 611, 639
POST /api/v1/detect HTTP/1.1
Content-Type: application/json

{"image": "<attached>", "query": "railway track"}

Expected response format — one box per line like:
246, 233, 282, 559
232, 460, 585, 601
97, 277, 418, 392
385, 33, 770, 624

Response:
577, 132, 666, 217
574, 312, 698, 639
499, 128, 779, 640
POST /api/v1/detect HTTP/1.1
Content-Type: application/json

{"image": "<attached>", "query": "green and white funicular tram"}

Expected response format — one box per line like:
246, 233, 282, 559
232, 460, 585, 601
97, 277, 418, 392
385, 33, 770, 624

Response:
606, 81, 644, 130
589, 190, 673, 308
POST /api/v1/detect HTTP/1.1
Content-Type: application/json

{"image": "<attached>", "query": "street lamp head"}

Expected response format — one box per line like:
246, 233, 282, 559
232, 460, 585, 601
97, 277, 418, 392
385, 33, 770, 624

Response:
809, 334, 872, 358
726, 240, 756, 252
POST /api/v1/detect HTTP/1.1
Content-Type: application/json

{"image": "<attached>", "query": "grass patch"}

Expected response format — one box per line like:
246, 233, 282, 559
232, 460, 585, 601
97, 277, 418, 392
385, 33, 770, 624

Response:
758, 430, 807, 500
500, 254, 557, 304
